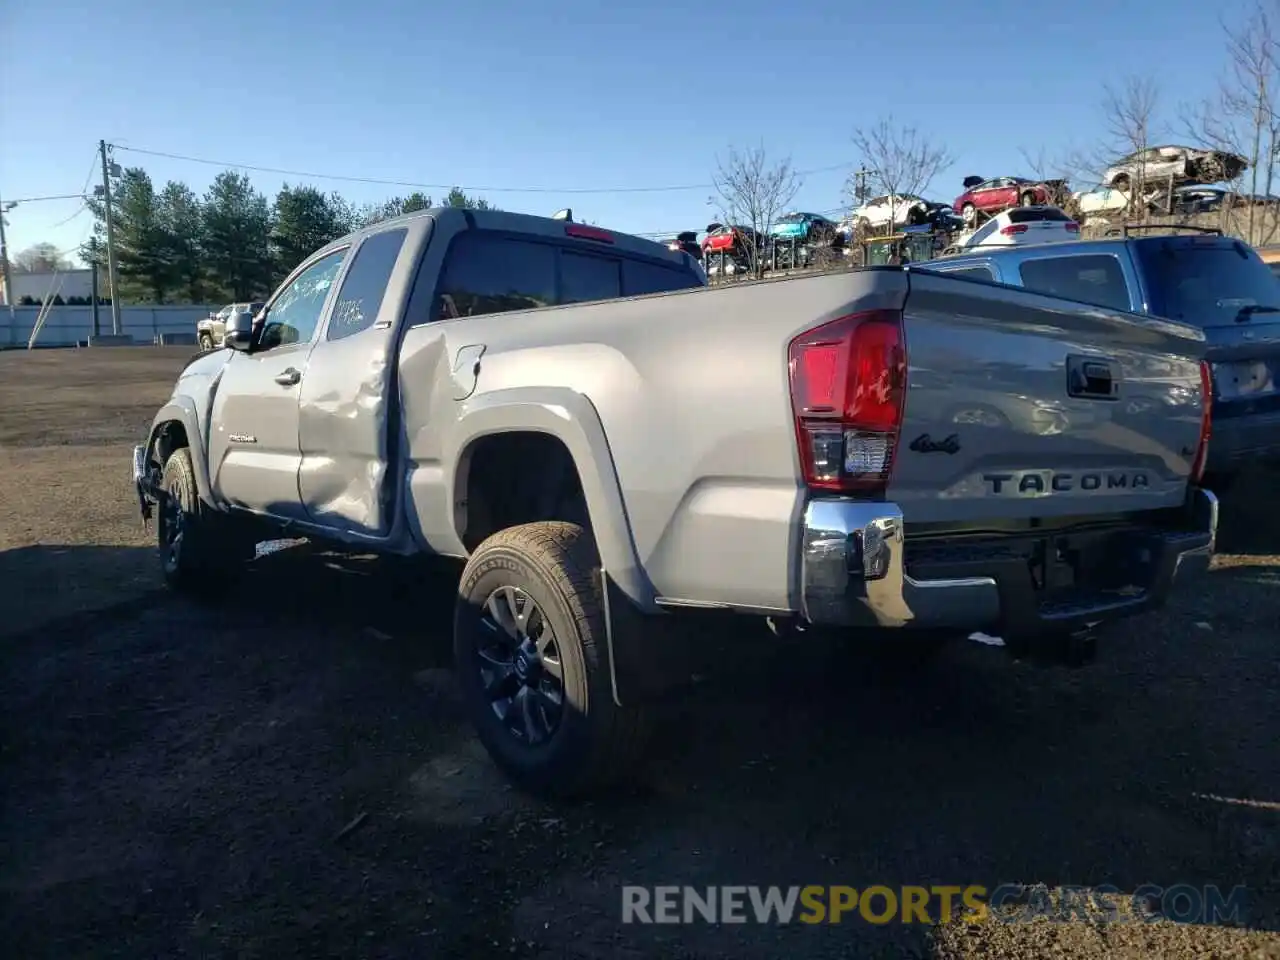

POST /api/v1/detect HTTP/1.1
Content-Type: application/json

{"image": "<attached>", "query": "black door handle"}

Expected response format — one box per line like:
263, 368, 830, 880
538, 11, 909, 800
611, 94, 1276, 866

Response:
274, 367, 301, 386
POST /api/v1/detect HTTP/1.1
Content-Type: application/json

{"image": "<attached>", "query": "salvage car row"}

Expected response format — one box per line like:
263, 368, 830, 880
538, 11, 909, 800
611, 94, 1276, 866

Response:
140, 202, 1280, 802
651, 144, 1255, 274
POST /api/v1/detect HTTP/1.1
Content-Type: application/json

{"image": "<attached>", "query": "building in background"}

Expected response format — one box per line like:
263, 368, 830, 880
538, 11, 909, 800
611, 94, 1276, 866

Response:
0, 269, 94, 305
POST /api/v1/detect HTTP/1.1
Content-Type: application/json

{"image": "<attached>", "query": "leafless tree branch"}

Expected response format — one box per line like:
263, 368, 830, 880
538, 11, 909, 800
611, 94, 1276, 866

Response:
1185, 2, 1280, 243
1100, 75, 1163, 220
710, 144, 802, 279
849, 119, 952, 234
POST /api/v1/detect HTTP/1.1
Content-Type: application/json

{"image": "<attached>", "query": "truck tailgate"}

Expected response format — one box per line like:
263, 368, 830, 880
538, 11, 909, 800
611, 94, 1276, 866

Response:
888, 270, 1206, 525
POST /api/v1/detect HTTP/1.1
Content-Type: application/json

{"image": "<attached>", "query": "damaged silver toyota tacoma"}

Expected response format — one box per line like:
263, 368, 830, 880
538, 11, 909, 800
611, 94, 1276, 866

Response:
133, 207, 1219, 798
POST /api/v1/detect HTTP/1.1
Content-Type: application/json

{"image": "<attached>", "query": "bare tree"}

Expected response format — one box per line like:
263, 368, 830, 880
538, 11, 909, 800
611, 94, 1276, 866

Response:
12, 242, 70, 274
849, 119, 952, 237
1187, 2, 1279, 244
1099, 76, 1162, 219
710, 144, 802, 279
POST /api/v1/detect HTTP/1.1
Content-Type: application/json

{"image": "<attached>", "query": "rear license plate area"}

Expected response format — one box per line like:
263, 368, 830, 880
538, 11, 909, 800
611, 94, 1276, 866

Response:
1213, 359, 1278, 400
1031, 530, 1155, 595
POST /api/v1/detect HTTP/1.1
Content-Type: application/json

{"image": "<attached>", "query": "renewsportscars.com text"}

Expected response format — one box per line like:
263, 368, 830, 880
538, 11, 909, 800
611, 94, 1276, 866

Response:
621, 884, 1248, 926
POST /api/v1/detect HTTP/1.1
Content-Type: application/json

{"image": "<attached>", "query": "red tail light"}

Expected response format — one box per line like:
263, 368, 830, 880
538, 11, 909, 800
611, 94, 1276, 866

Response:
1191, 360, 1213, 483
788, 309, 907, 494
1065, 221, 1080, 232
1000, 224, 1028, 236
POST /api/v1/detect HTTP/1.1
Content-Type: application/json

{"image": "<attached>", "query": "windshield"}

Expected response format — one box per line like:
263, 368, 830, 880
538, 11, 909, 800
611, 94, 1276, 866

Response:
777, 213, 805, 223
1134, 240, 1280, 327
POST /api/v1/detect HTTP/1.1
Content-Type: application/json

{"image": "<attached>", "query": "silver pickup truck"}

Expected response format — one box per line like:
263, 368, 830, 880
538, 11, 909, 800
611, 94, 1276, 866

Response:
133, 207, 1218, 797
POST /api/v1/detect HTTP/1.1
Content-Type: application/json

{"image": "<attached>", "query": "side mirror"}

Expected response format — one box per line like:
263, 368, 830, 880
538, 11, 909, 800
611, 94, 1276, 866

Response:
225, 311, 255, 351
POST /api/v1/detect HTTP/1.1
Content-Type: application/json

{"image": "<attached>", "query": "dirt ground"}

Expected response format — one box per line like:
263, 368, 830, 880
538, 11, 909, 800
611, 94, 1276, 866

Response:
1, 346, 1278, 959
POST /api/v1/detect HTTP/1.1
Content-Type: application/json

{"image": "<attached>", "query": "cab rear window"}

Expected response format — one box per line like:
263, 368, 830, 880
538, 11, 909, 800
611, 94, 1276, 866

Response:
1017, 254, 1131, 312
433, 231, 701, 321
1133, 240, 1280, 327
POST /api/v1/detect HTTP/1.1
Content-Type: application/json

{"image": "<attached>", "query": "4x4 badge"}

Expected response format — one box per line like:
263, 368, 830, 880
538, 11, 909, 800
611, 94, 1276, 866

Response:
909, 433, 961, 454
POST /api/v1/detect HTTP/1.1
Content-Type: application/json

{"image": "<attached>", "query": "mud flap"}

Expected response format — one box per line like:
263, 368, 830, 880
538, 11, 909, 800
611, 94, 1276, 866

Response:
599, 572, 701, 706
138, 487, 153, 532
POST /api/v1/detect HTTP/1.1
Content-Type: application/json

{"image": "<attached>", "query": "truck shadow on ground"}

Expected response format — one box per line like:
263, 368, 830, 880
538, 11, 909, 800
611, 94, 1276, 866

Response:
1212, 467, 1280, 556
2, 542, 1276, 957
0, 544, 165, 640
190, 545, 1280, 942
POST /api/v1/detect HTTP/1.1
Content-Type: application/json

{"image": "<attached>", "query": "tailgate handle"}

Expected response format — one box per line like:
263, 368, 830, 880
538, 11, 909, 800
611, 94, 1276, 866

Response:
1066, 355, 1120, 400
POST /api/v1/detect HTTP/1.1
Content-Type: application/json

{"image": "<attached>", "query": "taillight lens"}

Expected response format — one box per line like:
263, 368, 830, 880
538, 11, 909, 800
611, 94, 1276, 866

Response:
1065, 221, 1080, 232
788, 310, 907, 494
1191, 359, 1213, 483
1000, 224, 1029, 236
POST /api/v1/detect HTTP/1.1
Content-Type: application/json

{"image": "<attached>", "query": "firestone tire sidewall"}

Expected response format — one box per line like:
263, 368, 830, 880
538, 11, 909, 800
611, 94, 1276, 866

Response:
454, 546, 598, 797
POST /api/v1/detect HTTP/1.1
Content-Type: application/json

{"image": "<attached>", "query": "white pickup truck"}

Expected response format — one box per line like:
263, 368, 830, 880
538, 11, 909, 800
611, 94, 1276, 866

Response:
134, 207, 1217, 797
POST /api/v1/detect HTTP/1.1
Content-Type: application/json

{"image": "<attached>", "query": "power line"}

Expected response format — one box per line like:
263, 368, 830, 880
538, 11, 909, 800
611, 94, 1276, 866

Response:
6, 192, 89, 204
109, 143, 855, 196
47, 203, 89, 230
77, 151, 100, 198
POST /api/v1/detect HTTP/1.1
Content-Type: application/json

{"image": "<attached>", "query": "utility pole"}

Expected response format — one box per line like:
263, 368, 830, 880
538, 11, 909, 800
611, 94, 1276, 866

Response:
89, 236, 101, 337
853, 166, 872, 207
99, 139, 123, 335
0, 187, 14, 319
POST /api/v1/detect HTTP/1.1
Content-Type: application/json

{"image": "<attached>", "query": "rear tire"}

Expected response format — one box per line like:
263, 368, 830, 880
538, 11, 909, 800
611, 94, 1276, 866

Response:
1020, 191, 1036, 207
157, 448, 255, 596
198, 333, 215, 351
962, 203, 977, 226
454, 521, 650, 799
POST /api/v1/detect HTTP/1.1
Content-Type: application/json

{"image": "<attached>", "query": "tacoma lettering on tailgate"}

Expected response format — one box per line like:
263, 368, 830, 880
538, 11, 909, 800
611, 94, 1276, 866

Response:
982, 471, 1151, 495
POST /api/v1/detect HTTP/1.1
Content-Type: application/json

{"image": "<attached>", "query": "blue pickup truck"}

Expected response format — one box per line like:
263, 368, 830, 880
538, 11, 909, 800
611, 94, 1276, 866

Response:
921, 228, 1280, 492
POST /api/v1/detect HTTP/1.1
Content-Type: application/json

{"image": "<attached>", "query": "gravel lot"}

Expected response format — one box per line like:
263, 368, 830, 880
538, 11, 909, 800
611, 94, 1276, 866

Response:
1, 346, 1278, 959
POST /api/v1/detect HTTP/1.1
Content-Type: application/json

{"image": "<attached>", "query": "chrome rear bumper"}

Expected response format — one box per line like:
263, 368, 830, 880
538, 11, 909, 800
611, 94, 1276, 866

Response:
800, 489, 1218, 635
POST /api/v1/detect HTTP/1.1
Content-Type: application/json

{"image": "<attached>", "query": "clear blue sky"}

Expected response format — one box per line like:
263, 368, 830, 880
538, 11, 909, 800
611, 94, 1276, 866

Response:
1, 0, 1245, 264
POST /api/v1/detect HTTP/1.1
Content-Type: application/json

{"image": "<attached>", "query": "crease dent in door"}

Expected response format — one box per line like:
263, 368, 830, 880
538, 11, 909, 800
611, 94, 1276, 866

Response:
299, 347, 392, 533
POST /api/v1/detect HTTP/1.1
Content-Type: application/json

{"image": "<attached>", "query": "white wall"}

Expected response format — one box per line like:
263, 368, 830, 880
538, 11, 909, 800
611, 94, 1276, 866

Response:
1, 305, 221, 348
2, 270, 95, 304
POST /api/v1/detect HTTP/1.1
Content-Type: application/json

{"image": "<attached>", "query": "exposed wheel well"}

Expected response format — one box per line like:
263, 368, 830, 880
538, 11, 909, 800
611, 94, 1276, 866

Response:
456, 432, 591, 552
151, 420, 189, 468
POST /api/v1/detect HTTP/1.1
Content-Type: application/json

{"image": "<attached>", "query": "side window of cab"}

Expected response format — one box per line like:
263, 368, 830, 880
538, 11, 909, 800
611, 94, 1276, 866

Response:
326, 229, 408, 341
258, 249, 347, 350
